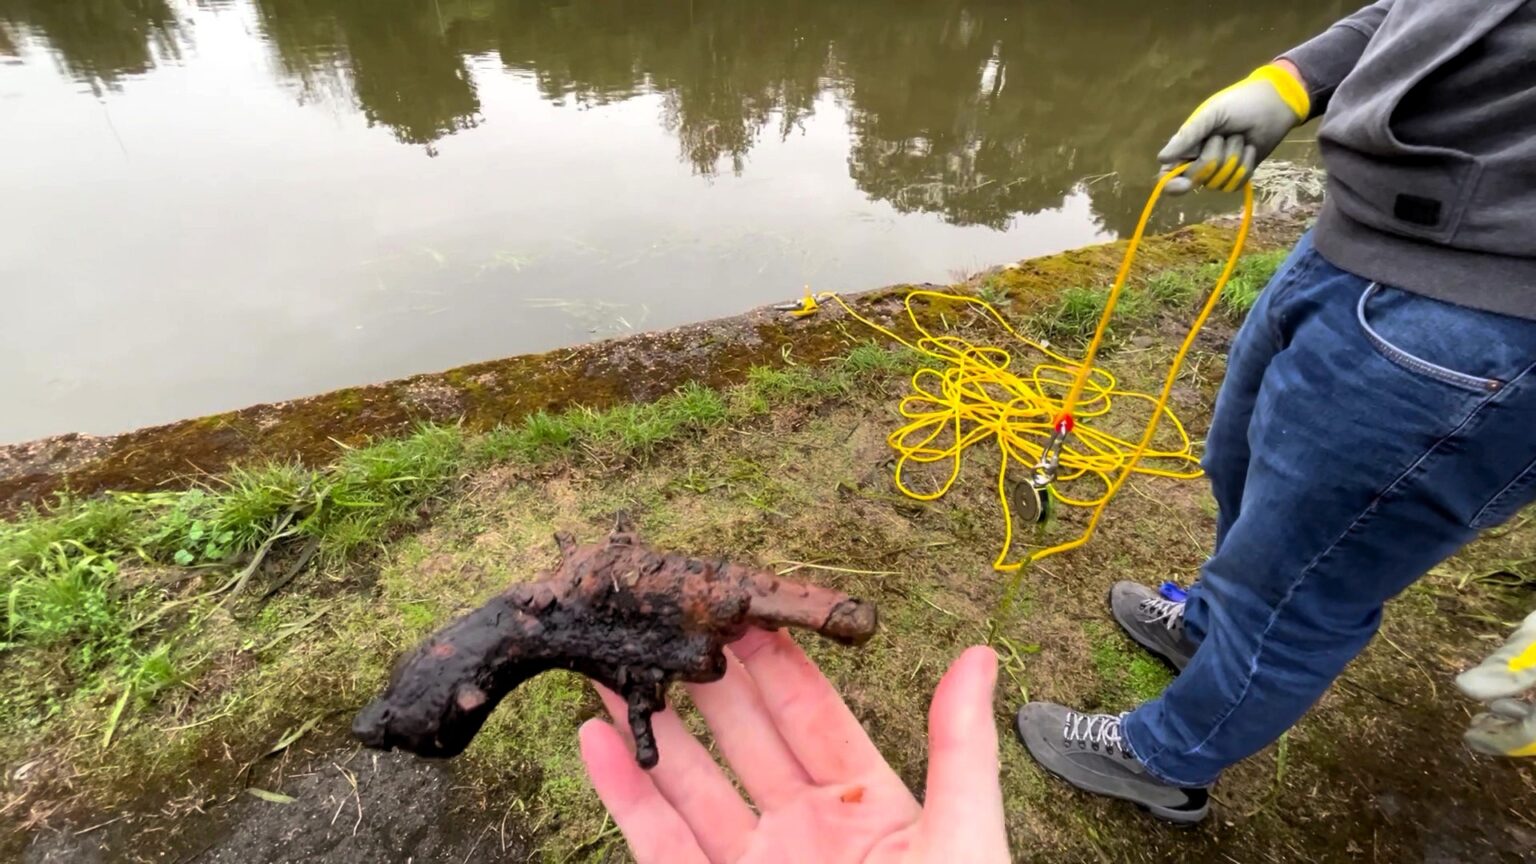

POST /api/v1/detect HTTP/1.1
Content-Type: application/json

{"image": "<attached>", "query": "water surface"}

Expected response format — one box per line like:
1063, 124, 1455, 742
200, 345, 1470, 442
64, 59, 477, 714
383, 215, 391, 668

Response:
0, 0, 1347, 442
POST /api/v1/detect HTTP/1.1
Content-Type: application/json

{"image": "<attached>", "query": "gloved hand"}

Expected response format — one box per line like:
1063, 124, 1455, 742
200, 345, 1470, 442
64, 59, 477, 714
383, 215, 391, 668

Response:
1456, 610, 1536, 702
1464, 699, 1536, 758
1158, 62, 1311, 194
1457, 610, 1536, 759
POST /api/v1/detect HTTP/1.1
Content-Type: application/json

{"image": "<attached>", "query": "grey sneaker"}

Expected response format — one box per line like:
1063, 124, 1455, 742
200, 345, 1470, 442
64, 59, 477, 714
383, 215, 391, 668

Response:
1109, 581, 1195, 671
1015, 702, 1210, 824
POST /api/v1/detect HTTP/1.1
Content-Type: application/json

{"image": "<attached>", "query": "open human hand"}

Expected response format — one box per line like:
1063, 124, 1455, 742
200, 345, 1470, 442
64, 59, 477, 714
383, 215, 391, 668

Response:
579, 629, 1010, 863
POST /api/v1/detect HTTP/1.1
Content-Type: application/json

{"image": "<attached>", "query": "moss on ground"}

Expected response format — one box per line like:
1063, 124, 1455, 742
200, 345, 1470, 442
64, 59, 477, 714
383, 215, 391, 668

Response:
1085, 622, 1175, 706
5, 239, 1535, 862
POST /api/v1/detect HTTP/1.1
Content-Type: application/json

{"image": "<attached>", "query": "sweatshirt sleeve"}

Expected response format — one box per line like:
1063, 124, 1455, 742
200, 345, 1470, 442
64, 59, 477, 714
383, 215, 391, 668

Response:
1280, 0, 1395, 118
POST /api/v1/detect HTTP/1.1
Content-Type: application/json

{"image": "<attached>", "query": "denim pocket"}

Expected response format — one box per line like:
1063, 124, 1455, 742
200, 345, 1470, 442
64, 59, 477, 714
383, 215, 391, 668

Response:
1355, 285, 1506, 394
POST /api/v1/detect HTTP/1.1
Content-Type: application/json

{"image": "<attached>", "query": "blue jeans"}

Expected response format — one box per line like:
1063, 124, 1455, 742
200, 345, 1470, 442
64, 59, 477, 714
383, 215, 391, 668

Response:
1122, 232, 1536, 787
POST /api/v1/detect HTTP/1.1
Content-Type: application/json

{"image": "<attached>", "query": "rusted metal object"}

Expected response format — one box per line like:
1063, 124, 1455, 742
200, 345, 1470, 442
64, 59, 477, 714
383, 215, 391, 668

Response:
352, 515, 878, 768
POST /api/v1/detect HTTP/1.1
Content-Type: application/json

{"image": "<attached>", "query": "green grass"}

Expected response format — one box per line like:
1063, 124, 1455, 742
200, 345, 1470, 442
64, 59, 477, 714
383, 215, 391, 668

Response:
670, 380, 730, 426
1143, 269, 1202, 306
0, 422, 472, 741
843, 342, 919, 377
125, 643, 181, 700
975, 273, 1008, 306
476, 380, 730, 462
721, 458, 791, 514
0, 346, 918, 757
746, 362, 854, 404
1029, 249, 1288, 343
0, 495, 142, 578
1216, 248, 1288, 316
1034, 283, 1154, 342
478, 410, 577, 462
126, 467, 310, 568
1086, 623, 1175, 706
213, 465, 311, 552
1142, 249, 1289, 319
1125, 652, 1175, 702
4, 545, 131, 668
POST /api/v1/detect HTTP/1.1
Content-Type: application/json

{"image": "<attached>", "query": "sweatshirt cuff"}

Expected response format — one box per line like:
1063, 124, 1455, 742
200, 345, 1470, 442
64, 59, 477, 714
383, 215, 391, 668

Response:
1279, 24, 1373, 119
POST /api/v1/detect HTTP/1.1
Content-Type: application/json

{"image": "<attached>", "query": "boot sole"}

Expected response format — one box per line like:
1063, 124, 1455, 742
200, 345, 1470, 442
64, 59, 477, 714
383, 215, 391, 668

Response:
1106, 586, 1190, 673
1014, 708, 1209, 826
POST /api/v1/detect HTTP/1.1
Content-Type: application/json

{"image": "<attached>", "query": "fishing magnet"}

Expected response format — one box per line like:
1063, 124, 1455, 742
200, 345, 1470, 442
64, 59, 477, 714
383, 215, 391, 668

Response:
1012, 482, 1051, 525
773, 289, 820, 318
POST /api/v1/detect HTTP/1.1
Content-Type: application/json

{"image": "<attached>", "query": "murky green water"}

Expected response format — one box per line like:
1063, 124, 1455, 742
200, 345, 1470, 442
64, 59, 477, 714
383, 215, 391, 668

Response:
0, 0, 1347, 443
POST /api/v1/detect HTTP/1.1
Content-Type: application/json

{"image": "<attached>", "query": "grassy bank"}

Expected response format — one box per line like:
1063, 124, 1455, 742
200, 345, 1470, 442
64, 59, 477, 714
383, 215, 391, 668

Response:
5, 243, 1534, 863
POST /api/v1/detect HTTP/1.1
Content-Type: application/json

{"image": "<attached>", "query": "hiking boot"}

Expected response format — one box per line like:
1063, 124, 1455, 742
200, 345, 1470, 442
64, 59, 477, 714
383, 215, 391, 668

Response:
1109, 581, 1196, 671
1015, 702, 1210, 824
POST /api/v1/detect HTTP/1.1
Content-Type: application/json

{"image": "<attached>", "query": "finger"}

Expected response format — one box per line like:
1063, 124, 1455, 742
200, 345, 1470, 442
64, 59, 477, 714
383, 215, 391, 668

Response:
916, 647, 1009, 860
1157, 165, 1195, 196
1181, 134, 1223, 187
1206, 134, 1245, 189
1221, 142, 1259, 192
686, 649, 814, 809
579, 719, 711, 864
595, 687, 758, 860
729, 628, 901, 786
1163, 176, 1195, 195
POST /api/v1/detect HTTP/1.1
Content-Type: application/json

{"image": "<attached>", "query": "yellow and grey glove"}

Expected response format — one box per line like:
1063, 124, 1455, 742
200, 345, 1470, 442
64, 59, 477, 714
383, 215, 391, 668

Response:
1157, 64, 1311, 194
1464, 699, 1536, 758
1457, 610, 1536, 703
1457, 610, 1536, 758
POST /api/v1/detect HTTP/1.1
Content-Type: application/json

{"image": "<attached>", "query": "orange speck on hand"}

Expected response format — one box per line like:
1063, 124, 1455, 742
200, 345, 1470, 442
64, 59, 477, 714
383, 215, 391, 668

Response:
839, 786, 865, 804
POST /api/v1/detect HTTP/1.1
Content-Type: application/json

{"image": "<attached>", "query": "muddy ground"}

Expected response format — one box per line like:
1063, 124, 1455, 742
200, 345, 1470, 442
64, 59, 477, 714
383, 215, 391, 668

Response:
25, 747, 532, 864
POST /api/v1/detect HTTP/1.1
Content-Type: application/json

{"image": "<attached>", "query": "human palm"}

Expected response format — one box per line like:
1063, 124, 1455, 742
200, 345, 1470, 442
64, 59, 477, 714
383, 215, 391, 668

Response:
580, 630, 1010, 863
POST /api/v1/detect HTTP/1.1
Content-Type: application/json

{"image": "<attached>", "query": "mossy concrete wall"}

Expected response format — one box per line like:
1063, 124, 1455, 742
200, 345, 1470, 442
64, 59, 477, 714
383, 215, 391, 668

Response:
0, 214, 1306, 514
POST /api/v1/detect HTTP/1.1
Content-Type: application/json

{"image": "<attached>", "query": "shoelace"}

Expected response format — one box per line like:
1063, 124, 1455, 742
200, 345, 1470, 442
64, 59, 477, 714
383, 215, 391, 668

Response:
1062, 711, 1134, 758
1137, 596, 1185, 631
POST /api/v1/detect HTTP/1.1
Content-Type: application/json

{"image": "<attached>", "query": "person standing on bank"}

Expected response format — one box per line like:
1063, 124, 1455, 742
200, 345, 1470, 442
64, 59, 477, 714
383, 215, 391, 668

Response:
1015, 0, 1536, 824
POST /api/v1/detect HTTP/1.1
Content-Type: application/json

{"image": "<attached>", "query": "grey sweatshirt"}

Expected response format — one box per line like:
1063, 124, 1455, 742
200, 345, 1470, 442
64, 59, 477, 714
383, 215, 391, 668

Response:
1283, 0, 1536, 319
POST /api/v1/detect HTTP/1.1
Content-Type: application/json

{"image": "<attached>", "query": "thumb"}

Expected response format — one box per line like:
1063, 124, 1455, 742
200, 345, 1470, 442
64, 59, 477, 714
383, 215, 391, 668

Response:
915, 646, 1009, 861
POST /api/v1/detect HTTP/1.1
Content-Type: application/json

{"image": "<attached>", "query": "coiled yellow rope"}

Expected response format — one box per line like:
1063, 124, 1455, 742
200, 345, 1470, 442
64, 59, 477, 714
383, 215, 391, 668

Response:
825, 166, 1254, 571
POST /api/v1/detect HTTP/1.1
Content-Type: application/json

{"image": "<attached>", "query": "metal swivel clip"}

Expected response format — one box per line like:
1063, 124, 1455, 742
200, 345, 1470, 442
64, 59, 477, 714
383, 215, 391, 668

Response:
1014, 415, 1073, 525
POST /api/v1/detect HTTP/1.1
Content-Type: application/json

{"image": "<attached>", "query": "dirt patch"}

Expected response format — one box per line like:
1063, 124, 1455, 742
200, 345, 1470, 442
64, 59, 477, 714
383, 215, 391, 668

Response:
398, 379, 467, 418
23, 746, 533, 864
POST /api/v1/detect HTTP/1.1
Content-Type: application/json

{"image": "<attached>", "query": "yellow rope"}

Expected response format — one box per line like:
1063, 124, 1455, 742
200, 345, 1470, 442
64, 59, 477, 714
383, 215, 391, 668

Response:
824, 166, 1255, 571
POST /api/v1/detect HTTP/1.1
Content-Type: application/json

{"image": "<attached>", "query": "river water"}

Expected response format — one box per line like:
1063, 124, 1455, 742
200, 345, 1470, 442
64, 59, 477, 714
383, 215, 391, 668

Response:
0, 0, 1348, 443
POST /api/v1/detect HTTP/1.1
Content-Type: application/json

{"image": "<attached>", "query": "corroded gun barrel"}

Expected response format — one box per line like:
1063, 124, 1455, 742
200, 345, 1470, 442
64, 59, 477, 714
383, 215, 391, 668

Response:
352, 515, 878, 768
